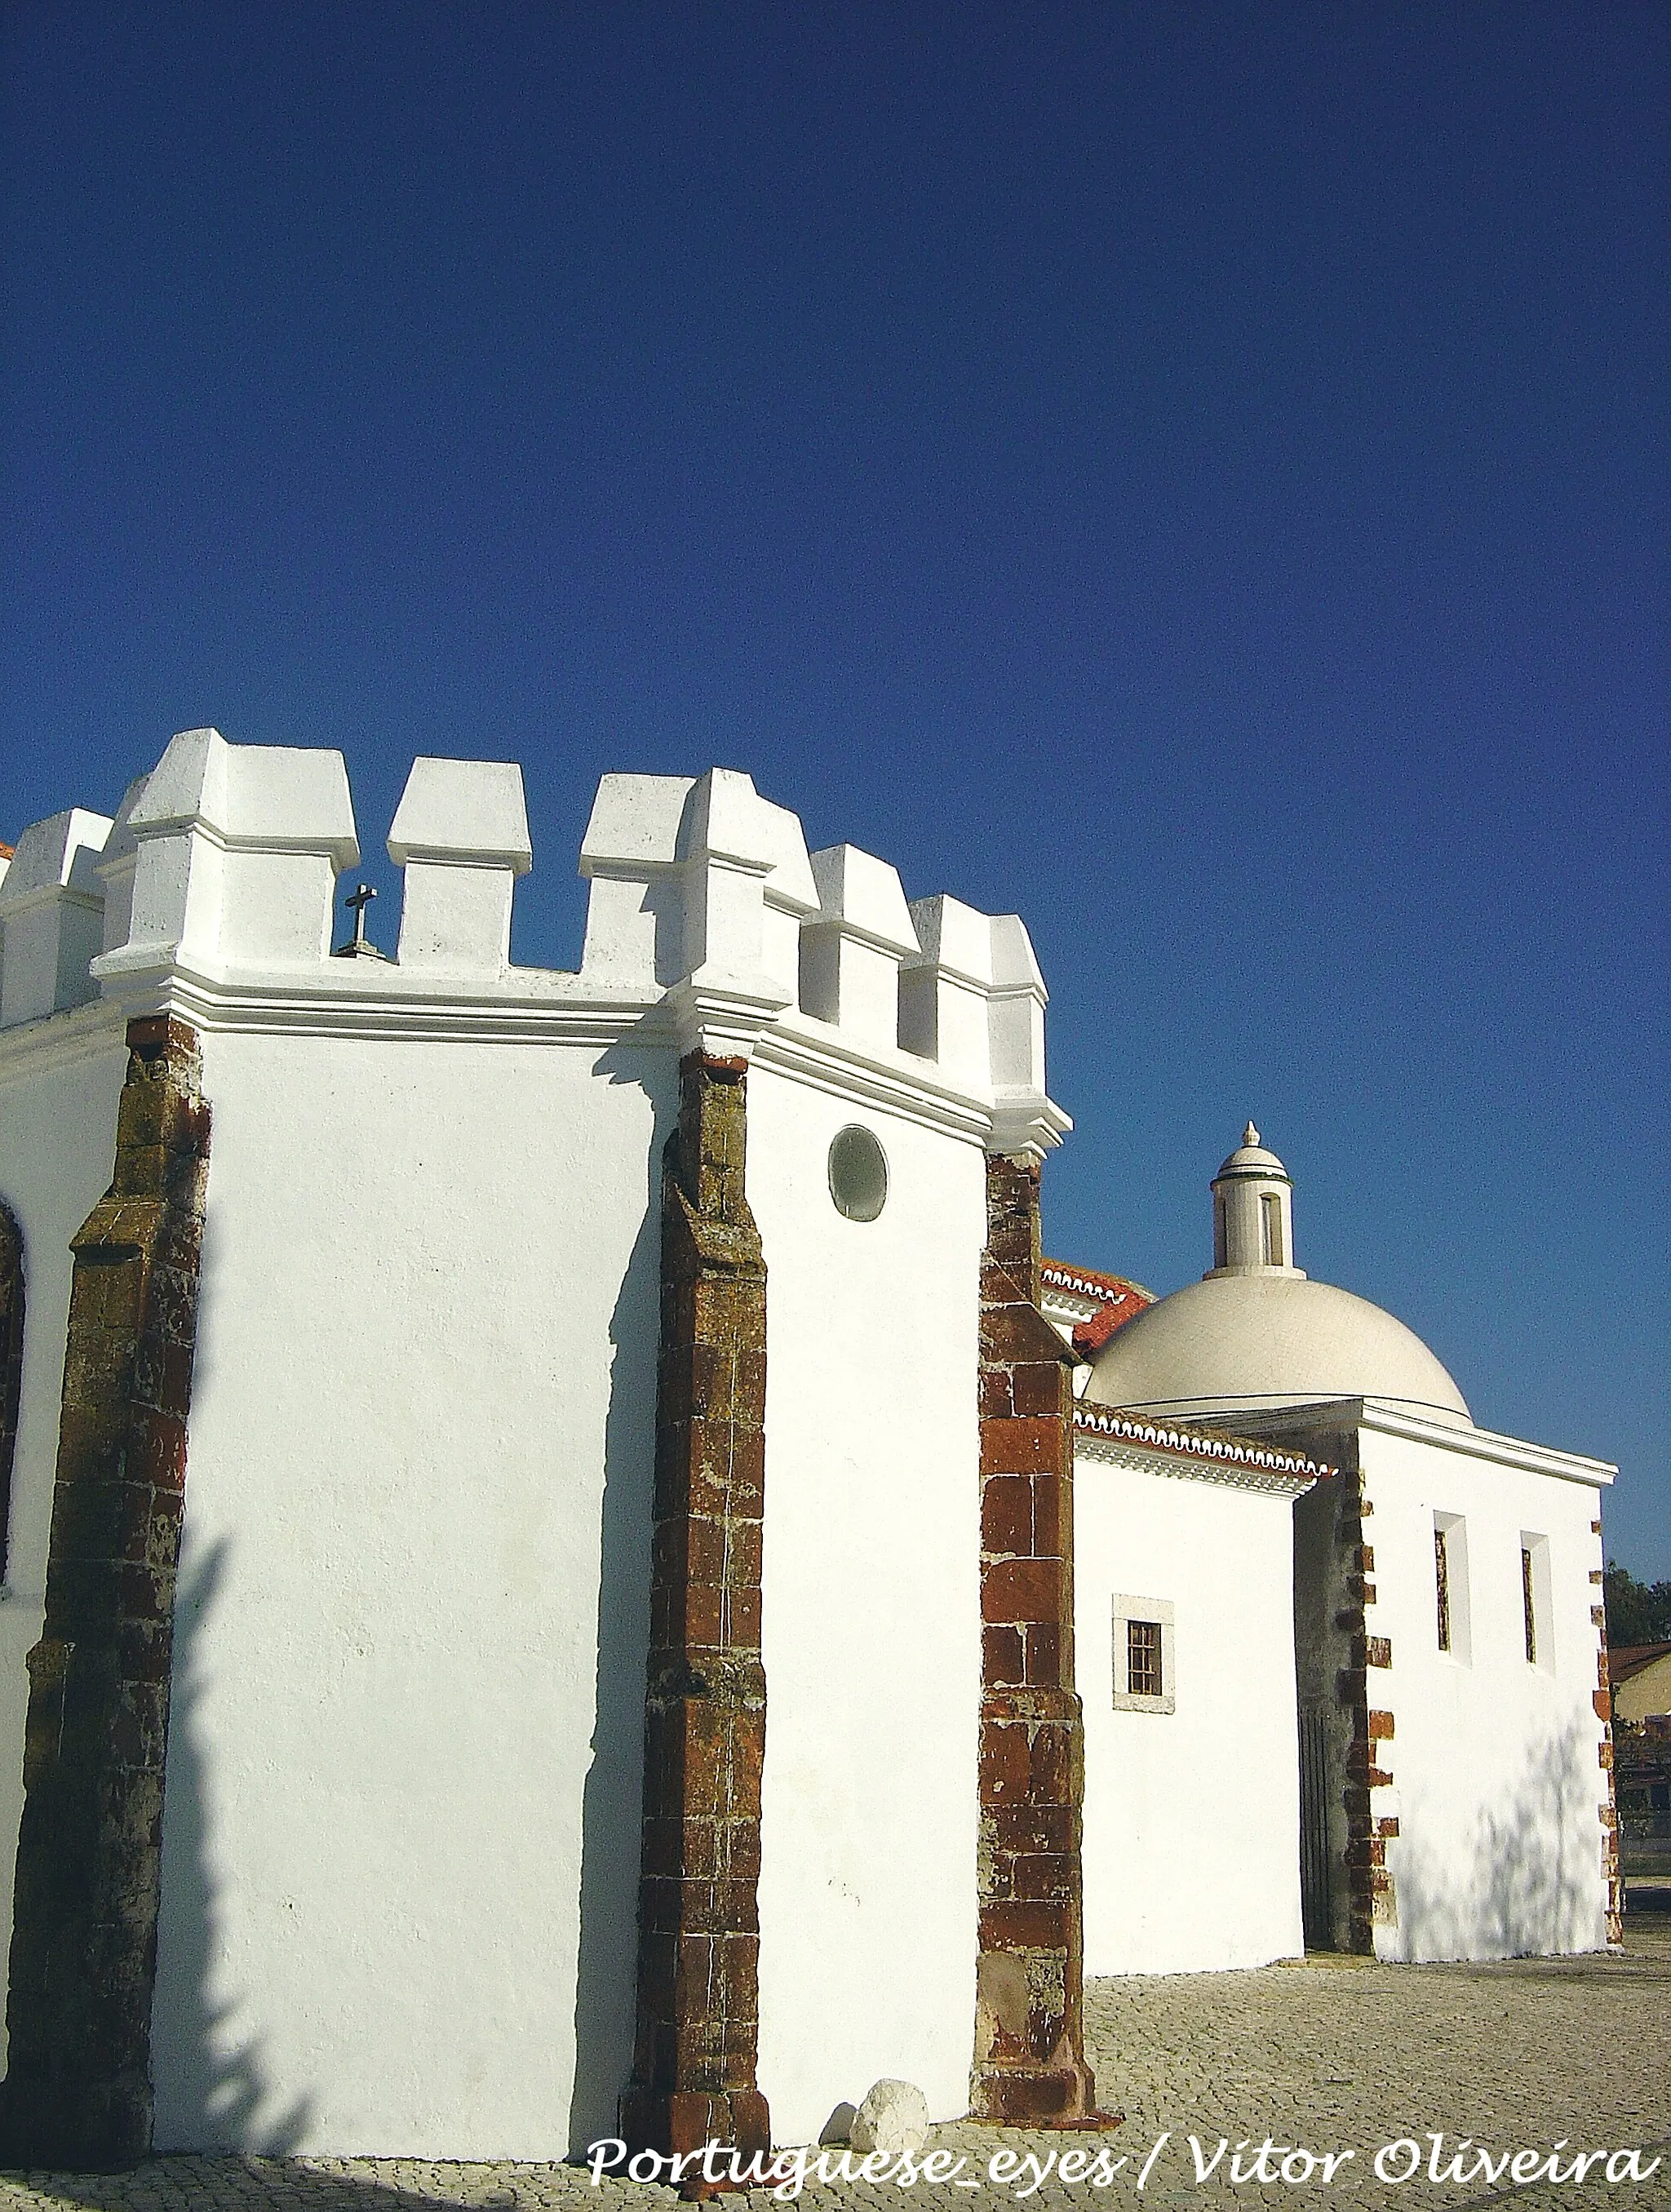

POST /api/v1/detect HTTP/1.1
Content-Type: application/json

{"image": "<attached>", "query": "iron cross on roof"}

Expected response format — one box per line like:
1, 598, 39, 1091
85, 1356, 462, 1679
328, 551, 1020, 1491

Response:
333, 882, 388, 960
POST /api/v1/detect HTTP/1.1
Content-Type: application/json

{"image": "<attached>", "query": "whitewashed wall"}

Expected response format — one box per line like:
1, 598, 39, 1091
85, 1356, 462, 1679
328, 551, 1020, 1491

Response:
0, 1013, 130, 2067
1359, 1421, 1611, 1962
2, 729, 1067, 2158
1075, 1452, 1306, 1975
146, 1027, 669, 2157
748, 1066, 985, 2146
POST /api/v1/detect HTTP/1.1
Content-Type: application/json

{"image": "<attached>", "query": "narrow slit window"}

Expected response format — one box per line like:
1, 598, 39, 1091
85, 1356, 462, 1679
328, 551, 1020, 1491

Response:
1128, 1619, 1163, 1700
1261, 1190, 1283, 1267
1522, 1545, 1537, 1665
1434, 1525, 1452, 1652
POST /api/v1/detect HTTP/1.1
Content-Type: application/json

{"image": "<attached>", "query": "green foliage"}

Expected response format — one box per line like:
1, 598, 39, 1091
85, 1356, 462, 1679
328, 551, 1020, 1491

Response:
1604, 1562, 1671, 1647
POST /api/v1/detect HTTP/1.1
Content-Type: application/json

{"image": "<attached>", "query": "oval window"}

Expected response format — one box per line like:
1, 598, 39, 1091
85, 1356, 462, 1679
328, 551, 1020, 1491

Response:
828, 1125, 888, 1222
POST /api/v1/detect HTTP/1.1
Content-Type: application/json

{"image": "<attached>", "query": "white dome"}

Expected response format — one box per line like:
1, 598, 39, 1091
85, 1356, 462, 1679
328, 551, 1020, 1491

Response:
1083, 1270, 1471, 1425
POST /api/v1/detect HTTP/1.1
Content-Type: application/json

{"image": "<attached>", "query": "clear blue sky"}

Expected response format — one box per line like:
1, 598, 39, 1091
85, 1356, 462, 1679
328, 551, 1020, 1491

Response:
3, 5, 1666, 1571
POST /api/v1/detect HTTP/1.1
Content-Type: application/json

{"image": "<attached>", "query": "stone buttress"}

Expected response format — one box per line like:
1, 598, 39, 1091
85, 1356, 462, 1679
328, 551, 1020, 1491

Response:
620, 1051, 772, 2161
0, 1016, 211, 2169
972, 1154, 1099, 2125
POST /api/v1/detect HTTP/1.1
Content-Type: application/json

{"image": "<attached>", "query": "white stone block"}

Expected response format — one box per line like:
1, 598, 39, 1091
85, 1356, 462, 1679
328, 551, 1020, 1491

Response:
95, 777, 153, 959
756, 796, 820, 1004
665, 770, 800, 1055
986, 913, 1048, 1092
899, 894, 996, 1080
800, 845, 920, 1049
578, 774, 695, 986
985, 915, 1069, 1159
577, 769, 814, 1016
0, 808, 113, 1026
97, 728, 360, 979
388, 758, 532, 977
849, 2079, 930, 2157
807, 844, 918, 951
388, 756, 533, 872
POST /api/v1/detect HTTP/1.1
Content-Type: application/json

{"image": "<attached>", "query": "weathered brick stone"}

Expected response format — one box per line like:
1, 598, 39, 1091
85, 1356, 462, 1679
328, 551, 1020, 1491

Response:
621, 1055, 771, 2163
0, 1017, 211, 2170
971, 1155, 1100, 2128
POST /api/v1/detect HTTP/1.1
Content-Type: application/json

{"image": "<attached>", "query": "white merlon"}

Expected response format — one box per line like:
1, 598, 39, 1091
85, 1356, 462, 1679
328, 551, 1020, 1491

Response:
388, 757, 533, 977
95, 777, 154, 960
900, 893, 997, 1084
94, 727, 360, 984
800, 844, 920, 1051
986, 913, 1065, 1159
674, 771, 805, 1038
578, 773, 694, 987
753, 796, 822, 1007
0, 808, 115, 1027
578, 769, 818, 1053
16, 729, 1067, 1149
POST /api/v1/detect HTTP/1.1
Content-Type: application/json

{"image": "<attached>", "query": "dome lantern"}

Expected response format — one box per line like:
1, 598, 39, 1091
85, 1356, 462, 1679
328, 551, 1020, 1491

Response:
1208, 1121, 1302, 1280
1084, 1120, 1472, 1425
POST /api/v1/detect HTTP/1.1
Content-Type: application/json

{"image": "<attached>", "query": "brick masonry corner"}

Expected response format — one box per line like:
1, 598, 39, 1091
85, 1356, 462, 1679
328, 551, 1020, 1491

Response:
0, 1014, 212, 2170
619, 1053, 772, 2161
970, 1153, 1099, 2126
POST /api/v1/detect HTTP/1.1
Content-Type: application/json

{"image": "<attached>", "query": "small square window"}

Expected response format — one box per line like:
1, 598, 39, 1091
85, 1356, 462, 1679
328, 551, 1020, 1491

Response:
1111, 1594, 1175, 1713
1128, 1618, 1163, 1697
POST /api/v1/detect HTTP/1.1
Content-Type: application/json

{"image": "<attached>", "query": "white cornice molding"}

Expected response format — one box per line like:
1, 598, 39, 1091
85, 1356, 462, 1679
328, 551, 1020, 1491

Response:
79, 961, 1040, 1148
0, 995, 128, 1080
1352, 1397, 1617, 1487
1170, 1394, 1619, 1490
748, 1011, 997, 1146
94, 959, 665, 1050
1072, 1403, 1325, 1498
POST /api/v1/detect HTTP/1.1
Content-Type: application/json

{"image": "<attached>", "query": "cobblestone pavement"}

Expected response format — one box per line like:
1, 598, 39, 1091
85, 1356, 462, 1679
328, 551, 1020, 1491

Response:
4, 1921, 1667, 2212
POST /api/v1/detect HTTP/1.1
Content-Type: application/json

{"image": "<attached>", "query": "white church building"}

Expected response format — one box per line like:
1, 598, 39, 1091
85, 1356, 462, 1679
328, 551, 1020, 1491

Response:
0, 730, 1620, 2169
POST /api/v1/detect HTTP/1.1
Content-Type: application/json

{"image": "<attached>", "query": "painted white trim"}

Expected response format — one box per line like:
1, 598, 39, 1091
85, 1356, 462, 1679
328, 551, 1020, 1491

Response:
1073, 1407, 1322, 1498
1355, 1398, 1616, 1487
1137, 1394, 1617, 1490
72, 956, 1053, 1150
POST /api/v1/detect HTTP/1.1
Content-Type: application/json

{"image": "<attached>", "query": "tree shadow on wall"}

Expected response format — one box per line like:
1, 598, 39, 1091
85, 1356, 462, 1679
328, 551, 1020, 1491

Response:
1394, 1718, 1607, 1963
148, 1534, 315, 2154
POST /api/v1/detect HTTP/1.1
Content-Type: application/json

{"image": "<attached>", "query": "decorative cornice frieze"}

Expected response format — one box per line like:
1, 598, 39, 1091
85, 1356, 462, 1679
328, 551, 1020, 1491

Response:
1072, 1402, 1326, 1497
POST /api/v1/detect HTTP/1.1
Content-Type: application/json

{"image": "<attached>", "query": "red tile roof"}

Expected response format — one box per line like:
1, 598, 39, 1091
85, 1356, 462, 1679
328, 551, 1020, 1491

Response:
1040, 1257, 1155, 1354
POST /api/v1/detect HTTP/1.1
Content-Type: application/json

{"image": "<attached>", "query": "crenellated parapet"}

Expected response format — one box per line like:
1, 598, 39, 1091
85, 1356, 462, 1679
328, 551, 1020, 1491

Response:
0, 809, 115, 1027
3, 732, 1067, 1155
95, 727, 359, 982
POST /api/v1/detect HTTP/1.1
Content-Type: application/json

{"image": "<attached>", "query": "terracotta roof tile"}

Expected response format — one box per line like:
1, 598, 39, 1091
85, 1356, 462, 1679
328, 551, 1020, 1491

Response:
1041, 1257, 1155, 1354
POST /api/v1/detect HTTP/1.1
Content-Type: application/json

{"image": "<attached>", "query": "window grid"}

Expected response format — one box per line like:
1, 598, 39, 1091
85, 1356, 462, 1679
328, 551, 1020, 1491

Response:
1522, 1545, 1537, 1666
1128, 1618, 1163, 1700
